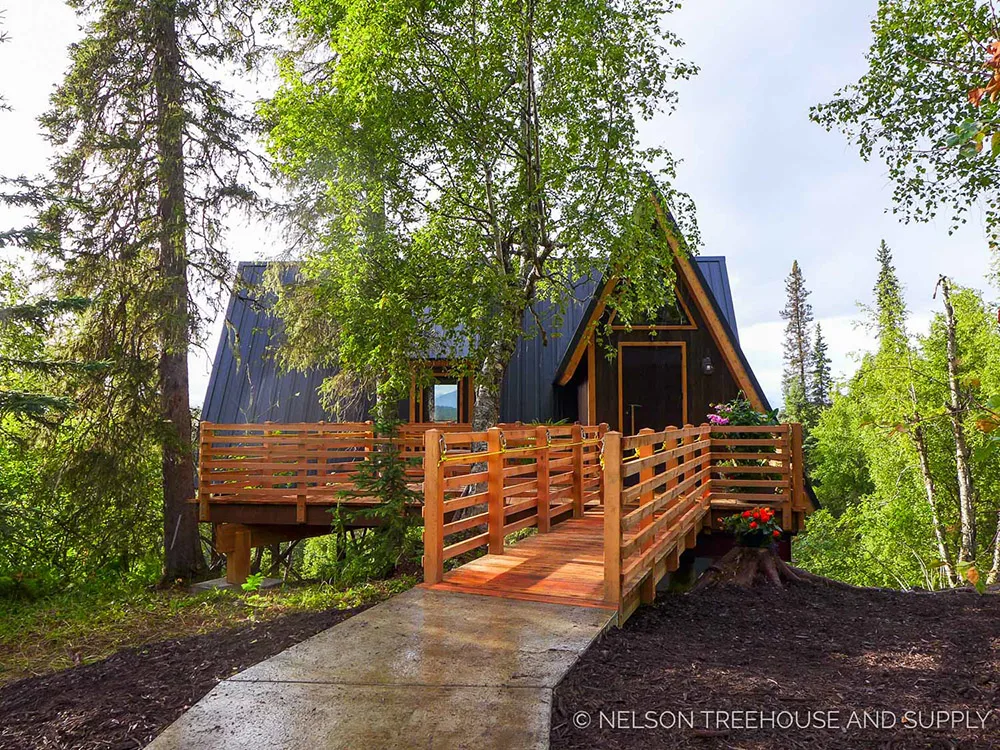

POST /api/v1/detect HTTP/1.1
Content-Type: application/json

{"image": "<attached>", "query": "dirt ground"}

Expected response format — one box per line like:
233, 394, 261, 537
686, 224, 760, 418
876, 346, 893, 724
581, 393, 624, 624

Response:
552, 584, 1000, 750
0, 605, 366, 750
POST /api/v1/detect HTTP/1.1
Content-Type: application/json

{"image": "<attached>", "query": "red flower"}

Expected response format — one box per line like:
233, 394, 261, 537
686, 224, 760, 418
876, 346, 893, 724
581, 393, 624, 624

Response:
742, 511, 751, 518
749, 521, 758, 529
772, 530, 781, 538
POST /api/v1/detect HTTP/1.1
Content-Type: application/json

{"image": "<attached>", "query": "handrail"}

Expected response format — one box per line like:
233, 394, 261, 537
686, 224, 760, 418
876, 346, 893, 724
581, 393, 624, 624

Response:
421, 422, 608, 584
604, 422, 806, 624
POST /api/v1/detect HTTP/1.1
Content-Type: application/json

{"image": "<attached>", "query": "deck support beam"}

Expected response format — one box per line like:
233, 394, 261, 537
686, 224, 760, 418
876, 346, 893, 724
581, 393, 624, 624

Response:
223, 524, 252, 585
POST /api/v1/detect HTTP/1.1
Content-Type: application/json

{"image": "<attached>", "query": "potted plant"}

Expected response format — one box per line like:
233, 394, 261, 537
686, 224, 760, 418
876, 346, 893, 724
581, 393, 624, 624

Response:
722, 506, 782, 548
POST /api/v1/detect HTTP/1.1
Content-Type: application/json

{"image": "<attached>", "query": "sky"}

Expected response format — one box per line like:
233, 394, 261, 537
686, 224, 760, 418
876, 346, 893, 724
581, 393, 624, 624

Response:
1, 0, 996, 409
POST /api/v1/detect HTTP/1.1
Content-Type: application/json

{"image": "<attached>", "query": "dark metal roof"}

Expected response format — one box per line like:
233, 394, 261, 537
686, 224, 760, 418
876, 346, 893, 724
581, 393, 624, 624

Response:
202, 258, 744, 424
201, 263, 371, 424
693, 256, 738, 343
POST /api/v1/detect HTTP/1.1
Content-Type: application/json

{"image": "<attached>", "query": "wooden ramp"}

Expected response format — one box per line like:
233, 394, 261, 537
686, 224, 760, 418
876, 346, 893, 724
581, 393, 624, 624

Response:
424, 514, 614, 610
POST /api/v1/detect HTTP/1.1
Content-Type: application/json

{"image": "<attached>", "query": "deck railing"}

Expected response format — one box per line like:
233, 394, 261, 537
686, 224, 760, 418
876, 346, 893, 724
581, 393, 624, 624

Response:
421, 423, 607, 584
603, 423, 805, 622
197, 421, 478, 522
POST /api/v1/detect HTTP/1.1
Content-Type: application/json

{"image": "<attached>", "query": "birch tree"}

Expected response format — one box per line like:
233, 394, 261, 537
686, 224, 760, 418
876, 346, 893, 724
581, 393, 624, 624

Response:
265, 0, 699, 418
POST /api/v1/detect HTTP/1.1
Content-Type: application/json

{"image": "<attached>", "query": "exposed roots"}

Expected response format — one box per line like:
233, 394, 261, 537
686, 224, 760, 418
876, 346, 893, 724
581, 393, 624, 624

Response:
690, 546, 861, 593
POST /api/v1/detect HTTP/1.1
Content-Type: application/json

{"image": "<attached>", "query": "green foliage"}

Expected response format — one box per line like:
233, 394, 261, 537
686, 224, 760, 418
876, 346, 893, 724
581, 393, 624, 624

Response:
241, 572, 265, 593
811, 0, 1000, 256
264, 0, 700, 418
809, 394, 875, 516
793, 501, 940, 589
780, 260, 814, 415
810, 323, 833, 409
800, 244, 1000, 588
708, 396, 779, 427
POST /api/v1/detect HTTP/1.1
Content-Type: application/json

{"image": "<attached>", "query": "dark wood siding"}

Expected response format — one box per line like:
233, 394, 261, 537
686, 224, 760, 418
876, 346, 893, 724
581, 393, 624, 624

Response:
593, 283, 743, 433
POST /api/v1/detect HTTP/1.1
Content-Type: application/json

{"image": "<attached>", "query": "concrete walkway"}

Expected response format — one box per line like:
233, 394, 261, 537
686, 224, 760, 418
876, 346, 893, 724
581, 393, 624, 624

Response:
148, 587, 615, 749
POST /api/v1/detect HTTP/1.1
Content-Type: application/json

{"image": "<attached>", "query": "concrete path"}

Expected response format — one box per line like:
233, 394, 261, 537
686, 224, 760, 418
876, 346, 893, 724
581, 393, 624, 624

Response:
148, 587, 615, 749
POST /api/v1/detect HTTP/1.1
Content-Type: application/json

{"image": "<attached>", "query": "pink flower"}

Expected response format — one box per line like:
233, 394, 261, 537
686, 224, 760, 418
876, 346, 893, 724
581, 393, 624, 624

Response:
708, 414, 729, 425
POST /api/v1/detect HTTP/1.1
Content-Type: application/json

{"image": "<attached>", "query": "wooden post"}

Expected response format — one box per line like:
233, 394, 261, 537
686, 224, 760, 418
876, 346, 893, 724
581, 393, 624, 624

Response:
226, 524, 252, 585
198, 422, 211, 522
638, 427, 656, 605
296, 428, 307, 524
535, 425, 550, 533
571, 423, 584, 518
597, 422, 609, 506
487, 427, 505, 554
603, 431, 622, 610
422, 429, 444, 584
789, 423, 804, 531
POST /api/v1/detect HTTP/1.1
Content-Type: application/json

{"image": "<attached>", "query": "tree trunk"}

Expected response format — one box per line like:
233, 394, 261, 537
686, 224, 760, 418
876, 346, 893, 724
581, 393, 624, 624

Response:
471, 309, 521, 431
154, 1, 204, 582
988, 513, 1000, 585
937, 277, 977, 564
911, 414, 956, 585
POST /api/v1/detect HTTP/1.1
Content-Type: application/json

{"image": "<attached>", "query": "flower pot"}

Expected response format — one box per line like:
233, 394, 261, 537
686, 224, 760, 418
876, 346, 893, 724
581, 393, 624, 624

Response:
736, 531, 774, 548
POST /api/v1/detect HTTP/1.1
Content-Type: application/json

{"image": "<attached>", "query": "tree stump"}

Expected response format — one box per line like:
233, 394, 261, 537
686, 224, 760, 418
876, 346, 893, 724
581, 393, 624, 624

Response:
691, 545, 859, 592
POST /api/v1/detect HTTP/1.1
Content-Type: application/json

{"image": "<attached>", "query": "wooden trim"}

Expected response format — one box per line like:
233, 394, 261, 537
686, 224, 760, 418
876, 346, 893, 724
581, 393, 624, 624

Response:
586, 341, 597, 422
607, 288, 698, 331
649, 195, 766, 412
414, 371, 471, 424
556, 279, 618, 386
616, 341, 687, 435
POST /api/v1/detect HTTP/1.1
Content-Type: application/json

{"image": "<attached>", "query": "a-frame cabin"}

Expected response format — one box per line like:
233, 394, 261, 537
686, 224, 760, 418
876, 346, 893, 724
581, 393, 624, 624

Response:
202, 253, 769, 432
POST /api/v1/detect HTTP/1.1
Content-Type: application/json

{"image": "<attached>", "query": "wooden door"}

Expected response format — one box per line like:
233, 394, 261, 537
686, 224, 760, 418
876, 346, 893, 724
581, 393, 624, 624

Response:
618, 342, 686, 434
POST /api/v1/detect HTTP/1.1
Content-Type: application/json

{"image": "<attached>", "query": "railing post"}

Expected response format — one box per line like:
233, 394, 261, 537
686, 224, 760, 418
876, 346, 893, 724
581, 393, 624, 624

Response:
603, 431, 622, 610
597, 422, 609, 506
571, 423, 584, 517
638, 427, 656, 605
296, 428, 307, 524
535, 425, 550, 533
198, 422, 211, 522
789, 423, 805, 531
422, 429, 444, 584
681, 425, 698, 548
487, 427, 505, 554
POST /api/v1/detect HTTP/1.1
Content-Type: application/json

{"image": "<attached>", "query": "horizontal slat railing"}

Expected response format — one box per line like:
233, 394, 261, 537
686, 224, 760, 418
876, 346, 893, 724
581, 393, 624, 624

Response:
198, 421, 484, 523
422, 423, 607, 584
604, 422, 805, 623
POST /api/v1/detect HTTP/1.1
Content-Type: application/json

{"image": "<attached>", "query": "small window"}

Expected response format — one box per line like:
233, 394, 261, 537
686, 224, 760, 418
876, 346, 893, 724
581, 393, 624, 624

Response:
422, 379, 460, 422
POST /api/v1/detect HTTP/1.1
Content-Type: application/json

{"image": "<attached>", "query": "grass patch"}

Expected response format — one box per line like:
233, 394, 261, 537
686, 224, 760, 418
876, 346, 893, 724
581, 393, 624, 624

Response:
0, 575, 416, 686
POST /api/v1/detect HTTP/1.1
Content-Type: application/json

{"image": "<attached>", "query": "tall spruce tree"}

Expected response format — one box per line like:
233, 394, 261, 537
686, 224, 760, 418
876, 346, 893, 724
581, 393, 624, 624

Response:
809, 323, 832, 409
780, 260, 814, 423
40, 0, 264, 581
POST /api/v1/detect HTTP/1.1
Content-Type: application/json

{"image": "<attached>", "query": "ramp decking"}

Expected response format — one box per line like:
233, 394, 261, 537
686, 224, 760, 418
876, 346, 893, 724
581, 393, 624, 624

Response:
424, 514, 612, 609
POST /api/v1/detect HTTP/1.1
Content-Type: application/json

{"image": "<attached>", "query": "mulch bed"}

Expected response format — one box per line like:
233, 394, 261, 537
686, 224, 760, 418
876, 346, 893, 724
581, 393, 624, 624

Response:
0, 605, 367, 750
552, 584, 1000, 750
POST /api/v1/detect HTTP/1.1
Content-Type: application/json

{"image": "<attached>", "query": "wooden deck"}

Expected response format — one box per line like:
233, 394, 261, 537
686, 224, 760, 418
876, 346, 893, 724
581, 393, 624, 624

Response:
424, 514, 613, 610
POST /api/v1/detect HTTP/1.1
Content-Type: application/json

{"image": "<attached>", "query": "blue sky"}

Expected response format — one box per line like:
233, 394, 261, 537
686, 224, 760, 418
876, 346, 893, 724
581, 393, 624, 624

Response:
1, 1, 996, 408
